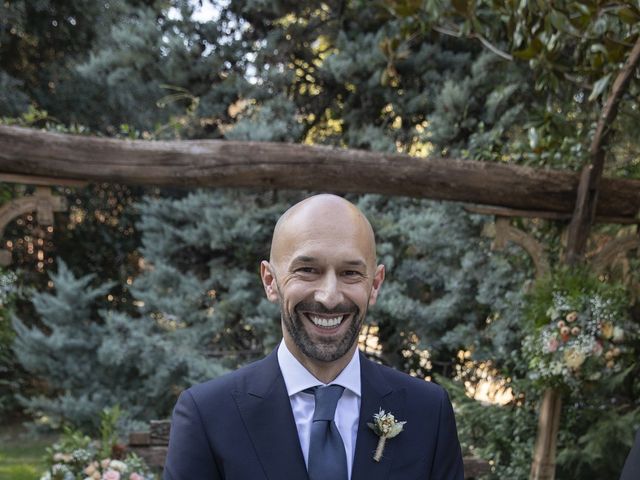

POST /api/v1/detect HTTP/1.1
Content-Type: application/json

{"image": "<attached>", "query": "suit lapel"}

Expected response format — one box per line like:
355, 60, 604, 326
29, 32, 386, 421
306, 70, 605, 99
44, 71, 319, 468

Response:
352, 353, 404, 480
232, 350, 309, 480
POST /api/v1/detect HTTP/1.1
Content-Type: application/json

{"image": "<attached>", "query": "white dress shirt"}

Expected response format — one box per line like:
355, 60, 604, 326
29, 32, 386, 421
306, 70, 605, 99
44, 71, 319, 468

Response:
277, 341, 361, 479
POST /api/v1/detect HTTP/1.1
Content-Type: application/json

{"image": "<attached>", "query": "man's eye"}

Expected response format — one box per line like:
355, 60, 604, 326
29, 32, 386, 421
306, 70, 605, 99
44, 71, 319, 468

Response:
344, 270, 362, 276
296, 267, 316, 273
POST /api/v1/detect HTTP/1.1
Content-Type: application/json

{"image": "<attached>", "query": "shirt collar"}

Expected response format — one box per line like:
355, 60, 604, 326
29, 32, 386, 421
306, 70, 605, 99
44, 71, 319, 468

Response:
277, 340, 361, 397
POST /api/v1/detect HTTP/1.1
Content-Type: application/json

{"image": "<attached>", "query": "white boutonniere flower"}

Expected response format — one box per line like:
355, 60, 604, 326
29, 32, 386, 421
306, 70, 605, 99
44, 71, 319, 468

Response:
367, 408, 406, 462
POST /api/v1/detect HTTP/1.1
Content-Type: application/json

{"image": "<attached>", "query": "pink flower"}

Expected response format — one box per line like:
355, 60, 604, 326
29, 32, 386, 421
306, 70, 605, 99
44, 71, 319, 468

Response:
547, 338, 559, 353
103, 470, 121, 480
592, 341, 603, 356
129, 474, 144, 480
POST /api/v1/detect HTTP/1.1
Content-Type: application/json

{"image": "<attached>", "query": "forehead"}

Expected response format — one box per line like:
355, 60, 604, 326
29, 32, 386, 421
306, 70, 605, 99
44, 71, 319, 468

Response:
271, 202, 376, 266
284, 227, 368, 265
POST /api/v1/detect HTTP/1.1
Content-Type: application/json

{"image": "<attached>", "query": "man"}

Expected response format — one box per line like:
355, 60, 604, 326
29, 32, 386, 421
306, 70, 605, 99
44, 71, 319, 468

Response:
619, 428, 640, 480
164, 194, 464, 479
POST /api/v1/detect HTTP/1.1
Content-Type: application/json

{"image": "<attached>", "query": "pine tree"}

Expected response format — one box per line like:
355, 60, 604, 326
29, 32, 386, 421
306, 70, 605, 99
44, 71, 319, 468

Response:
12, 258, 226, 431
12, 261, 115, 429
357, 195, 529, 375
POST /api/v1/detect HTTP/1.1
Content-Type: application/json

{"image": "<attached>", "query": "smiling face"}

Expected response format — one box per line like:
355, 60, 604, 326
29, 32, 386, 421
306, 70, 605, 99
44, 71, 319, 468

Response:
261, 195, 385, 380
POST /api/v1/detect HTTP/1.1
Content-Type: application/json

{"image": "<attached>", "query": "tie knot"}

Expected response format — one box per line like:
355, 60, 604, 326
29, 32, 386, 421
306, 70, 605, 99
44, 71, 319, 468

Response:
310, 384, 345, 421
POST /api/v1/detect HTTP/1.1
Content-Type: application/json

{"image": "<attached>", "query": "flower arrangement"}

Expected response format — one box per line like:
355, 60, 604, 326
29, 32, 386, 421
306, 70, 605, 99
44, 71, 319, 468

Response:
522, 268, 636, 392
39, 407, 154, 480
40, 452, 151, 480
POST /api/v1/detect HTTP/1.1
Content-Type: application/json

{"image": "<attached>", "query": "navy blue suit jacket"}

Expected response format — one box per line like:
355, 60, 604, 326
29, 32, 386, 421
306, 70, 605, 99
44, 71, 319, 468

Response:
619, 428, 640, 480
164, 349, 464, 479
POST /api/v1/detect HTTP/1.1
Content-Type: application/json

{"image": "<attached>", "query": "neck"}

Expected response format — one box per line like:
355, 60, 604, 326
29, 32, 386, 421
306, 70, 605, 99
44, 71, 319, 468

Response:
284, 338, 356, 384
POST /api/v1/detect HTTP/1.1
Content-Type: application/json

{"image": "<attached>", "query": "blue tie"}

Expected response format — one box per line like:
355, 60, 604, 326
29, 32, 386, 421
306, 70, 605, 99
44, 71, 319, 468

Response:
307, 385, 348, 480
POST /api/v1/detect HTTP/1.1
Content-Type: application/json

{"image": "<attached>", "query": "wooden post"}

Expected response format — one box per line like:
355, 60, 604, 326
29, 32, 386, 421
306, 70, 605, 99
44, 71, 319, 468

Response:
530, 389, 562, 480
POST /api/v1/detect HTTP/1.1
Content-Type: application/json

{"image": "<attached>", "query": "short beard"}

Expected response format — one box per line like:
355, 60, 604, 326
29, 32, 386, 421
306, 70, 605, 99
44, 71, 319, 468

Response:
282, 303, 364, 363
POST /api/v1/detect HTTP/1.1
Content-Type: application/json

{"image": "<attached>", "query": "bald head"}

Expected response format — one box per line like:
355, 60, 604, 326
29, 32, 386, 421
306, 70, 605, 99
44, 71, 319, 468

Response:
260, 194, 385, 380
269, 194, 376, 267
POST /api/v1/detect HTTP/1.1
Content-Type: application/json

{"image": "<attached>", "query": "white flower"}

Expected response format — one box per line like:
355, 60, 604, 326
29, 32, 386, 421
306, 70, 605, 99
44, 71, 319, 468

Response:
612, 326, 624, 343
108, 460, 127, 472
550, 361, 563, 375
53, 452, 73, 463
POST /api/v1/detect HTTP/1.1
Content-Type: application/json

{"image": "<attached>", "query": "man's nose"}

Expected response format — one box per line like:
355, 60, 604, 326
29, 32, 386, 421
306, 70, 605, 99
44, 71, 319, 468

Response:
314, 272, 343, 309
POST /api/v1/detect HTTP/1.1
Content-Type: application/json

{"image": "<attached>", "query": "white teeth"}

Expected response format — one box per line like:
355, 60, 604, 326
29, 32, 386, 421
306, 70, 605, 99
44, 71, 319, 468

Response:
309, 315, 344, 328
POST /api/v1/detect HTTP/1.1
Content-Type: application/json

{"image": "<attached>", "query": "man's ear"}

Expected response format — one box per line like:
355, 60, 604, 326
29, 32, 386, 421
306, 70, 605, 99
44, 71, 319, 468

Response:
368, 264, 385, 306
260, 260, 280, 303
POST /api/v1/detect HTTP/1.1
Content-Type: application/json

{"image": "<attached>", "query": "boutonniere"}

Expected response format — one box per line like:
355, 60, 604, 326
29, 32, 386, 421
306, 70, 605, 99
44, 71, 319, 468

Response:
367, 408, 406, 462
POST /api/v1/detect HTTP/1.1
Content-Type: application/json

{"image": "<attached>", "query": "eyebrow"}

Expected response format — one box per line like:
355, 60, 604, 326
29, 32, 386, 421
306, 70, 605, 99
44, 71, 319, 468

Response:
344, 260, 367, 268
290, 256, 367, 268
291, 256, 317, 264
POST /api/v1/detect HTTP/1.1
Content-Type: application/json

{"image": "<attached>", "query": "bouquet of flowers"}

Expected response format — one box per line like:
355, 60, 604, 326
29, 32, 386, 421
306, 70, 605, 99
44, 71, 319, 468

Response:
40, 452, 151, 480
40, 407, 154, 480
522, 269, 636, 392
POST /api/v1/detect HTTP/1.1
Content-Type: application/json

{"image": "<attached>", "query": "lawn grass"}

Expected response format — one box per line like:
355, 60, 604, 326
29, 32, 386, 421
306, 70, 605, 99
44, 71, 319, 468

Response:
0, 422, 54, 480
0, 441, 48, 480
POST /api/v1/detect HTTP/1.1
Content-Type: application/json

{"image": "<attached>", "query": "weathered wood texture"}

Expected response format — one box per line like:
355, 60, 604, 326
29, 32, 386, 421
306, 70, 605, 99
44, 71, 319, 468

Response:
491, 217, 550, 279
128, 419, 491, 478
149, 419, 171, 446
127, 445, 168, 470
1, 125, 640, 222
591, 234, 640, 274
463, 457, 492, 479
530, 389, 562, 480
0, 187, 67, 266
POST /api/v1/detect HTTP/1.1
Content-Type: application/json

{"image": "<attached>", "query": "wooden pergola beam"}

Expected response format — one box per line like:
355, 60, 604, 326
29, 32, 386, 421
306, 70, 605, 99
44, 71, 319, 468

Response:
1, 125, 640, 222
464, 205, 638, 224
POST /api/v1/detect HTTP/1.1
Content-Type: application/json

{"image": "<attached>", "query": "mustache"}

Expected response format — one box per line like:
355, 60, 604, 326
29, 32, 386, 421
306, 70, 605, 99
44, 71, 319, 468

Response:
295, 301, 358, 316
